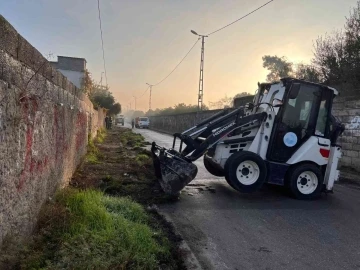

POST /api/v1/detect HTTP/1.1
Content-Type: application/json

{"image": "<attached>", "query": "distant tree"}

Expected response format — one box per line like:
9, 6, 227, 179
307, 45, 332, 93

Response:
262, 55, 293, 82
313, 33, 346, 85
294, 63, 322, 83
145, 108, 161, 117
108, 103, 121, 115
133, 110, 145, 118
342, 1, 360, 87
90, 88, 116, 110
209, 96, 233, 109
234, 92, 252, 98
262, 56, 322, 83
312, 0, 360, 94
124, 110, 145, 119
209, 92, 252, 110
147, 103, 209, 116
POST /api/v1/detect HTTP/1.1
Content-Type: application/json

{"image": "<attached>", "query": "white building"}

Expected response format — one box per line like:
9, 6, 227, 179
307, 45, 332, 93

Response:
51, 56, 86, 88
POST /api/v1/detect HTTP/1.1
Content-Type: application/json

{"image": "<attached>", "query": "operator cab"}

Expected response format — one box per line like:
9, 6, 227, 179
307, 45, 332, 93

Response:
253, 78, 342, 163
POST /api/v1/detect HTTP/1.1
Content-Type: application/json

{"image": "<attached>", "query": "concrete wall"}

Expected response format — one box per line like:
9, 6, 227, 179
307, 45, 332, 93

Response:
149, 110, 223, 135
149, 95, 360, 172
51, 56, 86, 88
0, 15, 105, 246
56, 56, 86, 72
57, 69, 84, 88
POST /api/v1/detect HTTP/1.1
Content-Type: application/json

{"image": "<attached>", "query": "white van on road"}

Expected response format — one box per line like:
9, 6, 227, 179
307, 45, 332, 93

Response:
138, 117, 150, 128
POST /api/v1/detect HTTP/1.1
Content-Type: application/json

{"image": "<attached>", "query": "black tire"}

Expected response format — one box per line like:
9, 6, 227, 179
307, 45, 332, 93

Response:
224, 152, 239, 189
287, 163, 323, 200
225, 151, 267, 193
203, 155, 224, 177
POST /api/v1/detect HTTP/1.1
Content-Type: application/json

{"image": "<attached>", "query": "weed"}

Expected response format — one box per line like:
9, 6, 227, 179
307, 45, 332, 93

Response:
135, 153, 150, 166
120, 130, 146, 148
85, 152, 99, 164
85, 138, 102, 164
16, 189, 171, 270
96, 128, 107, 144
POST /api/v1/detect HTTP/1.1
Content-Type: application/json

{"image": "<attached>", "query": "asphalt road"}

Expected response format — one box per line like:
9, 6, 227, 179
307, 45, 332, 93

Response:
134, 127, 360, 270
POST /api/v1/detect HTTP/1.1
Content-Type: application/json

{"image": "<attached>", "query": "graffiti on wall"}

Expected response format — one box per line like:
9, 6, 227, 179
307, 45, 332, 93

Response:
17, 98, 49, 191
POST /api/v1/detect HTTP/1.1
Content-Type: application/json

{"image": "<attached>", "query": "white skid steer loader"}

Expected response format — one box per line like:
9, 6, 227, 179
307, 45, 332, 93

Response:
151, 78, 345, 199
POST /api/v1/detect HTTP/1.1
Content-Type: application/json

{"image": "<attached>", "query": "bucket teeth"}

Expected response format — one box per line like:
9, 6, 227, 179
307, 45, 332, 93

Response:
151, 143, 198, 195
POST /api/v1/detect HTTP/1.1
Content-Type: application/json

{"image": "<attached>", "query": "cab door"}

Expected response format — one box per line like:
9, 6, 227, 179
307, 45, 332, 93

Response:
267, 82, 324, 163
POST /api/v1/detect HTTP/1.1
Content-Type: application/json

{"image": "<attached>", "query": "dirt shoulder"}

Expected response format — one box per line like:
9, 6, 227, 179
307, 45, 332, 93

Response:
71, 127, 185, 269
0, 127, 185, 270
71, 127, 178, 204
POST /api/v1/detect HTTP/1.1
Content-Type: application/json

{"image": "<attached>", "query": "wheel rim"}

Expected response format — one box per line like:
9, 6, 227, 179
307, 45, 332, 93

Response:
236, 161, 260, 185
297, 171, 318, 194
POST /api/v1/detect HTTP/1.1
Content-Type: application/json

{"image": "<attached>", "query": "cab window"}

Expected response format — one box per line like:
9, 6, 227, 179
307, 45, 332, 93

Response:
315, 97, 330, 137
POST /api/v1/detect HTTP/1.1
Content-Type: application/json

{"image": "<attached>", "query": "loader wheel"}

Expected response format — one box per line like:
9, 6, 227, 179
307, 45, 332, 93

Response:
203, 155, 224, 177
287, 164, 323, 200
225, 151, 267, 193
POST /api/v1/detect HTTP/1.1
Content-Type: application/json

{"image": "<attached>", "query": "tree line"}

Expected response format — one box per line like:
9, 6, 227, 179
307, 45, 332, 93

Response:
88, 1, 360, 118
82, 70, 121, 115
262, 1, 360, 96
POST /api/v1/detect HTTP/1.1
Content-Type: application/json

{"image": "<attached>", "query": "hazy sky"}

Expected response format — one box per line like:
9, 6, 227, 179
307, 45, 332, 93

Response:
0, 0, 357, 111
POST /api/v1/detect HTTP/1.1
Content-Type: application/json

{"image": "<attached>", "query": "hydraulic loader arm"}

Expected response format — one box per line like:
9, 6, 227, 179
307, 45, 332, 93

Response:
176, 111, 267, 161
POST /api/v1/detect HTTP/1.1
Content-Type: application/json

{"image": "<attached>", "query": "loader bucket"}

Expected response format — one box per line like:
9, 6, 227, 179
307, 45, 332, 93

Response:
151, 142, 198, 196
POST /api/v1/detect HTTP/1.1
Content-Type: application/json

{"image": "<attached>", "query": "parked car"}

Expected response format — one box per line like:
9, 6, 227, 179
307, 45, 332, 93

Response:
137, 117, 150, 128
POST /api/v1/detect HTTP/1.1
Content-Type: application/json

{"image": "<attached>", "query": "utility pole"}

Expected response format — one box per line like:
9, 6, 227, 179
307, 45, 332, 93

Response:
100, 72, 104, 88
191, 30, 207, 111
146, 83, 153, 111
198, 36, 205, 111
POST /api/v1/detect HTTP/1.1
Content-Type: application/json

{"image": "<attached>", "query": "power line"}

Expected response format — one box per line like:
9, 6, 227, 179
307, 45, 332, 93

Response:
124, 85, 149, 110
139, 86, 150, 98
97, 0, 108, 86
123, 39, 200, 109
207, 0, 274, 36
151, 38, 201, 86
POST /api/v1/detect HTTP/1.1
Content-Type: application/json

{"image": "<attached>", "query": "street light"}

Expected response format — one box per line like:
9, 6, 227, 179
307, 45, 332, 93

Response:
133, 96, 137, 111
191, 30, 207, 111
146, 83, 153, 111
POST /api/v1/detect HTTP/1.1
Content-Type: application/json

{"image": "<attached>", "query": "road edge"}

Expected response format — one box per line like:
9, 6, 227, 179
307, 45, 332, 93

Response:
155, 208, 203, 270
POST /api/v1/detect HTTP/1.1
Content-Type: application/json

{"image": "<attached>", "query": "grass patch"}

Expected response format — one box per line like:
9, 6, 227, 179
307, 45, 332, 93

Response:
7, 188, 172, 270
95, 128, 107, 144
135, 153, 151, 166
85, 139, 102, 164
85, 129, 107, 164
120, 129, 146, 148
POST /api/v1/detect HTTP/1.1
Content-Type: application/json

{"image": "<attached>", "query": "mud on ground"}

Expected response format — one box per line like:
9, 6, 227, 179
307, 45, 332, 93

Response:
71, 127, 178, 204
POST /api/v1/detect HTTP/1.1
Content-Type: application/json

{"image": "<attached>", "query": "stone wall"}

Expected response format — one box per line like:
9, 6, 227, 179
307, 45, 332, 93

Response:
149, 94, 360, 172
0, 16, 105, 246
332, 96, 360, 171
